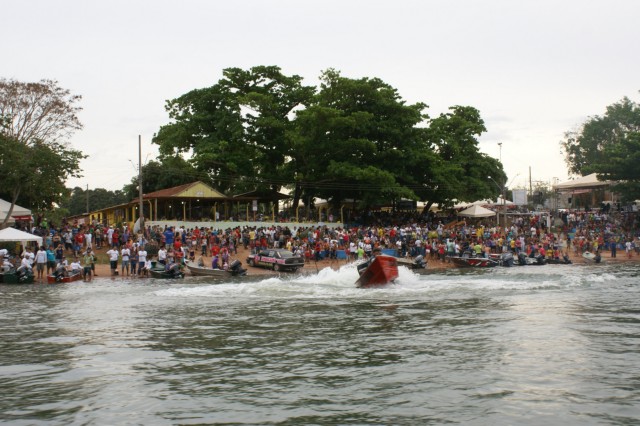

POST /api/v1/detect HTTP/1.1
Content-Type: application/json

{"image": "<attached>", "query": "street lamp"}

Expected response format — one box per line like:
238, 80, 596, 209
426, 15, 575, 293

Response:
488, 175, 506, 228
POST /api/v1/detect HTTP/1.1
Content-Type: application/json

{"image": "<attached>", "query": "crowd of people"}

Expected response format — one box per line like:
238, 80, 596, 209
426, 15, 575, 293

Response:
1, 206, 638, 281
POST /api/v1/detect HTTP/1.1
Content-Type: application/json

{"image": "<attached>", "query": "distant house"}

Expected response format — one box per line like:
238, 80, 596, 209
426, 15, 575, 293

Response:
553, 173, 614, 209
77, 181, 292, 228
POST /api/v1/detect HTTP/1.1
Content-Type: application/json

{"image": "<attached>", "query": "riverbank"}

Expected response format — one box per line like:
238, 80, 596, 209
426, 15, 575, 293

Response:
32, 242, 638, 283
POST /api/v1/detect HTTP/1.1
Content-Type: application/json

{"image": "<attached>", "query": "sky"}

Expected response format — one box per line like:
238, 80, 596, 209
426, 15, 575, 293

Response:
3, 0, 639, 193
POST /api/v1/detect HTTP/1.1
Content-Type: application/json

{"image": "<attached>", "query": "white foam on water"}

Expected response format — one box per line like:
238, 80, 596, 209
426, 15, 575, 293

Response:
153, 262, 628, 300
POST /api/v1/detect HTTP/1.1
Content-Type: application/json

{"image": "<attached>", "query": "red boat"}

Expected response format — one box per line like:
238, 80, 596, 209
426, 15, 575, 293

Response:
356, 255, 399, 288
449, 256, 498, 268
47, 272, 83, 284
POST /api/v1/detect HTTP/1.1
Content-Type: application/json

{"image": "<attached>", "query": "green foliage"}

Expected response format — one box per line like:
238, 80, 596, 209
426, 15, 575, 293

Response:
59, 187, 129, 216
0, 79, 85, 227
153, 66, 314, 194
122, 156, 208, 200
0, 135, 85, 227
562, 96, 640, 201
152, 65, 508, 212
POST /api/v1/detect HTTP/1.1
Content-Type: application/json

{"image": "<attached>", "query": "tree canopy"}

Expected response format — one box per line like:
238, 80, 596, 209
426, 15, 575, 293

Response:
0, 79, 85, 228
152, 66, 506, 212
562, 96, 640, 201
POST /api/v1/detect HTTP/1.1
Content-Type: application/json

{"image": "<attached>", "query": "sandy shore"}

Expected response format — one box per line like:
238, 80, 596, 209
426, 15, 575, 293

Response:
35, 243, 638, 283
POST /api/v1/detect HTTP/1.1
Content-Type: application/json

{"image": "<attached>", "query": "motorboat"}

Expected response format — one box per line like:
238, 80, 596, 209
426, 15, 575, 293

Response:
150, 263, 185, 279
185, 259, 247, 277
396, 255, 427, 271
1, 267, 35, 284
355, 255, 399, 288
47, 271, 83, 284
582, 251, 602, 263
449, 256, 499, 268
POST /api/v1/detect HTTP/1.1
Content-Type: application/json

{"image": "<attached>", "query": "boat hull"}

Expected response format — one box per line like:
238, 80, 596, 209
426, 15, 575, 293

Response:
1, 270, 35, 284
356, 255, 399, 288
185, 261, 247, 277
150, 267, 184, 279
449, 256, 498, 268
47, 272, 83, 284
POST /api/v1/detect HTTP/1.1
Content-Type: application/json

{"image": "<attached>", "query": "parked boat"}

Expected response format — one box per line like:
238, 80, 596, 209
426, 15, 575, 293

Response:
545, 255, 573, 265
488, 252, 515, 267
449, 256, 499, 268
46, 271, 83, 284
1, 268, 35, 284
356, 255, 399, 288
516, 253, 546, 266
396, 255, 428, 271
150, 264, 184, 279
582, 251, 602, 263
185, 259, 247, 277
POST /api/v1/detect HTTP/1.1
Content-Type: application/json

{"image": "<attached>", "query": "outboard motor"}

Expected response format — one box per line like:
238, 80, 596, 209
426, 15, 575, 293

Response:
167, 263, 182, 277
535, 255, 546, 265
412, 255, 427, 269
229, 259, 247, 276
517, 252, 527, 266
562, 254, 572, 264
501, 252, 514, 267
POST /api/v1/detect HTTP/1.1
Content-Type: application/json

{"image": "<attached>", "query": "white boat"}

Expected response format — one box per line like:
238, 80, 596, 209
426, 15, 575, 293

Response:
185, 260, 247, 277
582, 251, 603, 263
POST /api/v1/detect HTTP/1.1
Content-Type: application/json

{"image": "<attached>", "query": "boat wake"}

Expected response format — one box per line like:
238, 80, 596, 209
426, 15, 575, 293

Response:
153, 262, 623, 300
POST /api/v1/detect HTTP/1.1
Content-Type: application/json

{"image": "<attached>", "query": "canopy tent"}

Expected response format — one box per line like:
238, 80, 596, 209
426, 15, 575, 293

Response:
0, 199, 32, 224
458, 204, 496, 218
0, 227, 43, 246
553, 173, 612, 191
454, 197, 514, 209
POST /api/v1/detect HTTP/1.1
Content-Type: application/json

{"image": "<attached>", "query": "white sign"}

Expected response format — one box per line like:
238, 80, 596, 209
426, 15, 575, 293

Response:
252, 200, 258, 211
512, 189, 528, 206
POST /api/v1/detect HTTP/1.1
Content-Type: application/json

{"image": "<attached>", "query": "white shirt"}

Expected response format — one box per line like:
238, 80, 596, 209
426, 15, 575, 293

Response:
121, 248, 130, 261
158, 248, 167, 261
70, 261, 81, 271
106, 249, 119, 261
20, 257, 32, 269
36, 249, 47, 264
138, 250, 147, 263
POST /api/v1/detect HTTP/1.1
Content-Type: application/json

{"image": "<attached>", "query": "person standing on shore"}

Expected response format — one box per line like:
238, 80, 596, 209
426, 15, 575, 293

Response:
106, 247, 119, 276
121, 245, 131, 276
46, 246, 56, 275
137, 246, 147, 277
82, 249, 94, 281
35, 246, 47, 280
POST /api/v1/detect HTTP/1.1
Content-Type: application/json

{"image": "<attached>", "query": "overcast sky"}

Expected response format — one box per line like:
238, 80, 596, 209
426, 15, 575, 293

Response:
4, 0, 639, 192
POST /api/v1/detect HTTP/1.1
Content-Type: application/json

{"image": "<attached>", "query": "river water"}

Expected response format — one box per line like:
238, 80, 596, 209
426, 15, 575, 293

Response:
1, 262, 639, 425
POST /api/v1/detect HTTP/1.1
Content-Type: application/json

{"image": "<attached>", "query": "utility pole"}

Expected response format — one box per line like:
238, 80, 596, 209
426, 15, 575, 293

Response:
86, 184, 89, 214
138, 135, 144, 235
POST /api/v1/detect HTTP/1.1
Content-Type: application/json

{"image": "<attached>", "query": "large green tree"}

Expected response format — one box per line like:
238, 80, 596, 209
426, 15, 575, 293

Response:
288, 69, 426, 210
562, 96, 640, 200
152, 66, 507, 214
122, 156, 209, 200
425, 105, 505, 206
0, 79, 85, 228
0, 135, 84, 227
153, 66, 314, 193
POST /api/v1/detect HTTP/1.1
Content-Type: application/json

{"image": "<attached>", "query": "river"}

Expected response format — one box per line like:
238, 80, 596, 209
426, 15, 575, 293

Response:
1, 262, 639, 425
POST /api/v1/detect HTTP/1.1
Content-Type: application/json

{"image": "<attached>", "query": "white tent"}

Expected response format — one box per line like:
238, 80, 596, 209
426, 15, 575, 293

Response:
553, 173, 612, 190
0, 227, 43, 246
458, 204, 496, 218
454, 197, 514, 209
0, 199, 32, 225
